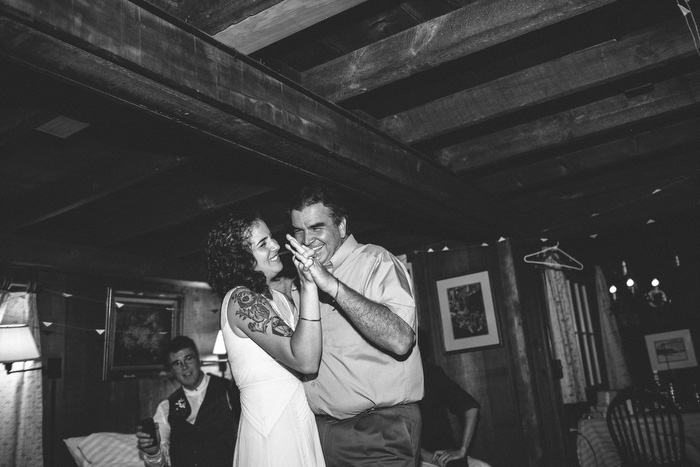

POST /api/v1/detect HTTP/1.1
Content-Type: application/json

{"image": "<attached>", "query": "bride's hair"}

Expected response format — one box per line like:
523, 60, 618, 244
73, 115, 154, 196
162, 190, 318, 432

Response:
206, 212, 269, 297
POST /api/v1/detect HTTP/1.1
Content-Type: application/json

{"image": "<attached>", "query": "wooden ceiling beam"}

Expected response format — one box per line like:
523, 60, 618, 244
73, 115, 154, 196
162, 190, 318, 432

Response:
440, 70, 700, 172
0, 0, 520, 240
510, 149, 700, 214
511, 150, 700, 237
11, 145, 194, 230
475, 116, 700, 194
124, 196, 294, 260
127, 195, 415, 260
0, 233, 208, 285
67, 180, 275, 248
301, 0, 616, 103
380, 18, 697, 143
142, 0, 285, 36
509, 148, 700, 208
114, 192, 420, 261
213, 0, 369, 55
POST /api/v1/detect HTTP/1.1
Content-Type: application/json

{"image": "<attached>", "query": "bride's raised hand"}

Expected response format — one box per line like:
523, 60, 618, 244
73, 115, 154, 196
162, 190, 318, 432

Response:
285, 234, 336, 293
285, 234, 316, 283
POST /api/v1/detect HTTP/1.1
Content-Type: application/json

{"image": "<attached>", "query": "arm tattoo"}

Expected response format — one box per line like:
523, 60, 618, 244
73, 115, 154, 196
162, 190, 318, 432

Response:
270, 316, 293, 337
234, 290, 293, 337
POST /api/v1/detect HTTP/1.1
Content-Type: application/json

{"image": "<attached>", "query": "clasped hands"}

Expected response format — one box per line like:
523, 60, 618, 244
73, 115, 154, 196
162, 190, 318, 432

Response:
285, 234, 335, 293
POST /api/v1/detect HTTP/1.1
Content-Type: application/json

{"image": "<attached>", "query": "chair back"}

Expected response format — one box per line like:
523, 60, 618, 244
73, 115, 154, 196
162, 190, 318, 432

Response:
606, 387, 686, 466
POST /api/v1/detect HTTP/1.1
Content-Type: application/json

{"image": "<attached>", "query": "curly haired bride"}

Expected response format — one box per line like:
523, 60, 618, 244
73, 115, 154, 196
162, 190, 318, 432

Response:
206, 212, 337, 467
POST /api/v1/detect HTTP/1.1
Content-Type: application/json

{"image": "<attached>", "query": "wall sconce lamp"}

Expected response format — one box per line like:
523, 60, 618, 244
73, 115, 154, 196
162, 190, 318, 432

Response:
0, 324, 62, 377
0, 324, 41, 374
0, 324, 62, 464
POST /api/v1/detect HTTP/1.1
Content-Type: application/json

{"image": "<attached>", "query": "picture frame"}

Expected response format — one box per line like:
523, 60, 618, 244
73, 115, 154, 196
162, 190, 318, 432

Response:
435, 270, 500, 353
102, 288, 183, 380
645, 329, 698, 372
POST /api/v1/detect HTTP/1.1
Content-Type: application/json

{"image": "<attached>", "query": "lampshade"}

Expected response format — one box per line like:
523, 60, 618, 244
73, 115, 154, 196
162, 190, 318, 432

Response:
0, 324, 40, 363
213, 330, 226, 355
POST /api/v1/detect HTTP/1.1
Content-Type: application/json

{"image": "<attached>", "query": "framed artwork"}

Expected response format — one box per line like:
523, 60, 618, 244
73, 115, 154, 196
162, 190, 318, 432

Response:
436, 270, 500, 353
102, 288, 183, 380
645, 329, 698, 372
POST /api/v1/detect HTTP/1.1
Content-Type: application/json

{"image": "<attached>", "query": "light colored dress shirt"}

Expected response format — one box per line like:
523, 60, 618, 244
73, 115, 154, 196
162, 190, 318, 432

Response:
303, 234, 424, 419
144, 373, 212, 467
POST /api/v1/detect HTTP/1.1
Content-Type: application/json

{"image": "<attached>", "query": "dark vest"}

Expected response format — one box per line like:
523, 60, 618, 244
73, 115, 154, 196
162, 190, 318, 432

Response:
167, 375, 238, 467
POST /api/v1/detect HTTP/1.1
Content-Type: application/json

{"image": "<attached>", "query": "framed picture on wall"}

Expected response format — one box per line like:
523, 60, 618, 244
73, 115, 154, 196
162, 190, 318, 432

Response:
645, 329, 698, 372
436, 270, 500, 353
102, 288, 183, 380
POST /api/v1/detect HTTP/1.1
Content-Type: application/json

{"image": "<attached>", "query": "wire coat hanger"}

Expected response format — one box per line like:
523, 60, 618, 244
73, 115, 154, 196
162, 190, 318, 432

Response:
523, 243, 584, 271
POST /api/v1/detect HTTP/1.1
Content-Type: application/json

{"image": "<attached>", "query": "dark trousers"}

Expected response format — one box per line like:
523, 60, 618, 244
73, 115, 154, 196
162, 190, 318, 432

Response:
315, 403, 422, 467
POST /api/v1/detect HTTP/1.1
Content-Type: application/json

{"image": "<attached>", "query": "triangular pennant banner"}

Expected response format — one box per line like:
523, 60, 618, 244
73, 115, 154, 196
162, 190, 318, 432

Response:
43, 321, 53, 327
678, 4, 691, 16
96, 329, 105, 335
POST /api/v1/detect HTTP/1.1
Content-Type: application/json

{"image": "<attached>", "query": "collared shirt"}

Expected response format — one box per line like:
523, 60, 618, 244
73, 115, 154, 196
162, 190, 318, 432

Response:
303, 234, 424, 419
145, 373, 212, 467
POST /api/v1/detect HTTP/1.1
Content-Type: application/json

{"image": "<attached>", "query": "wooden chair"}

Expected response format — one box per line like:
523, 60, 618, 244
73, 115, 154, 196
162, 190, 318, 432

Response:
607, 386, 697, 466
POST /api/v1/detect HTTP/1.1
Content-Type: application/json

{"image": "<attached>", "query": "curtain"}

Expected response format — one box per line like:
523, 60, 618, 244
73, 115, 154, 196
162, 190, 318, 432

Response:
0, 292, 44, 467
594, 265, 632, 390
544, 269, 587, 404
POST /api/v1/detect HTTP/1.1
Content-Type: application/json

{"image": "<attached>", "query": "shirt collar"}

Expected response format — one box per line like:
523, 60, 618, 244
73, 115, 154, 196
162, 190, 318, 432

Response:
183, 372, 209, 396
327, 234, 358, 273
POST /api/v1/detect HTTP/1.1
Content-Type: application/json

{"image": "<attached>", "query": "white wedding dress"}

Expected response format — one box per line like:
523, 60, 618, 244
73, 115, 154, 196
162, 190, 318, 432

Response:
221, 287, 325, 467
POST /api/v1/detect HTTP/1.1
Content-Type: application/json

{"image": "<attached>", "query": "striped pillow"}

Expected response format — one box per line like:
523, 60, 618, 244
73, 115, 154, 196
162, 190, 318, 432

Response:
77, 432, 143, 467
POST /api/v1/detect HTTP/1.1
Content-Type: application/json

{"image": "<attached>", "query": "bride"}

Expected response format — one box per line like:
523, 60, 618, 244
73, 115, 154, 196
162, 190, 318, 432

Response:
206, 212, 335, 467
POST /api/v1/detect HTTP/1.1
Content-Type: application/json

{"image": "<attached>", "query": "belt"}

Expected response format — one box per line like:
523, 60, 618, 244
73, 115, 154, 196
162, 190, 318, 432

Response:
317, 402, 418, 422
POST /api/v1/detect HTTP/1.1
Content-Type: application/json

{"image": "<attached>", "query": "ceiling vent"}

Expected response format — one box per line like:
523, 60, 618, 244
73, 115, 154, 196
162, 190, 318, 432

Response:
36, 116, 90, 138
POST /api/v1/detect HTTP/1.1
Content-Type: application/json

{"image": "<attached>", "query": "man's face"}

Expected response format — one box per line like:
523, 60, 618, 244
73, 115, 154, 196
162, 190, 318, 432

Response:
168, 348, 203, 391
291, 202, 346, 266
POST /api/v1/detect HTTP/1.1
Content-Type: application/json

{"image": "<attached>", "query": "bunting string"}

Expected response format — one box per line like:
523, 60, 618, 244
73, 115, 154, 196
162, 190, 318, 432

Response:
3, 287, 221, 339
678, 0, 700, 57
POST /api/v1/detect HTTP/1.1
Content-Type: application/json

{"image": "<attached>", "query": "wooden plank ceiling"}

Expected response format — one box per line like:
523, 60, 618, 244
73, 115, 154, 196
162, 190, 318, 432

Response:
0, 0, 699, 283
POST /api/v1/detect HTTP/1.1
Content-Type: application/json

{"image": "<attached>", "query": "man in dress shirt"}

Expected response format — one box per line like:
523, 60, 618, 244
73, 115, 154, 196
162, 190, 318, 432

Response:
136, 336, 239, 467
290, 184, 424, 467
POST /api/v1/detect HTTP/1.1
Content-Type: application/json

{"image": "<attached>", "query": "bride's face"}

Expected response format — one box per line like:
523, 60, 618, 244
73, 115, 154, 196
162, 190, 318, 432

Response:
249, 220, 283, 281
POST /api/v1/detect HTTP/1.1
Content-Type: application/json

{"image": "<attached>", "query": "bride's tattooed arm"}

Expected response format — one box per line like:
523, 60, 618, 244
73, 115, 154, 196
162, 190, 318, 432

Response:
234, 289, 292, 337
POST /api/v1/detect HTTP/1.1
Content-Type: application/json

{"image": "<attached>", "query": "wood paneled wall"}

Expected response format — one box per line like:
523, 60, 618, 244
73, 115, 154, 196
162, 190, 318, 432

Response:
410, 240, 561, 467
17, 268, 222, 467
8, 237, 571, 467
